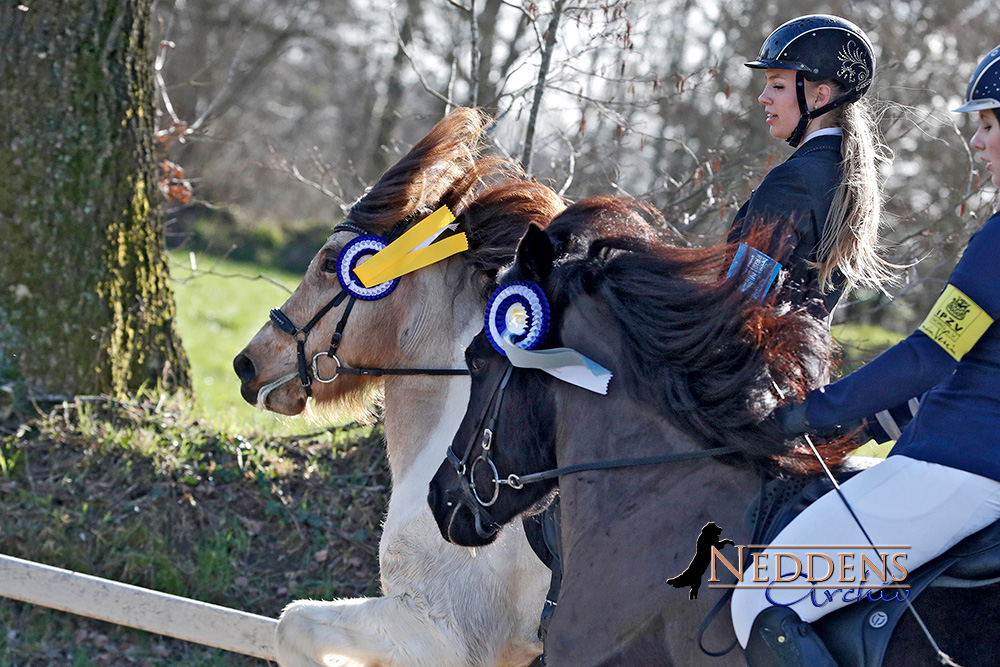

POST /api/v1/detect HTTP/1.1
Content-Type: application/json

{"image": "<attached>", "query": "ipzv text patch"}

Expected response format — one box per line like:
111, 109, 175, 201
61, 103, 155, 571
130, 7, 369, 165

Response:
919, 284, 994, 361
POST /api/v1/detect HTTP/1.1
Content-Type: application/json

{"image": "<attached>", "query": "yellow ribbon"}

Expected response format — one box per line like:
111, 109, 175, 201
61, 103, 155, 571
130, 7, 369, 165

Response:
352, 206, 468, 288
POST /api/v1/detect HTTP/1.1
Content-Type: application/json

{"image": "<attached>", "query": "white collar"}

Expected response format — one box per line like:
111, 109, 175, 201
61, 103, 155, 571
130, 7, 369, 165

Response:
801, 127, 843, 145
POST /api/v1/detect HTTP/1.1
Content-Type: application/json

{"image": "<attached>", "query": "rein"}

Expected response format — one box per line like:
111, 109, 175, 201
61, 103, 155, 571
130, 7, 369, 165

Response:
446, 359, 741, 537
503, 446, 741, 488
267, 222, 470, 397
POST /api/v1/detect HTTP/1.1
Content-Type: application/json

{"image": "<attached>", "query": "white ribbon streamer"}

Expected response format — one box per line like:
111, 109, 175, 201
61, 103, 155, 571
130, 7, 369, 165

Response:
411, 222, 459, 251
498, 336, 613, 395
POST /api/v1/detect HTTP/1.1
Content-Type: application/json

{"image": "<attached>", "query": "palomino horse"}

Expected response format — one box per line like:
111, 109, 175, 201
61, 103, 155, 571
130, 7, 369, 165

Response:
235, 108, 564, 666
428, 198, 1000, 666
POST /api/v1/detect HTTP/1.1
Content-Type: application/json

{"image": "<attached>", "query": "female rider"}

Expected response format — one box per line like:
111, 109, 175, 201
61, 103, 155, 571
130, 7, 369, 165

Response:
730, 44, 1000, 666
728, 14, 895, 326
730, 14, 907, 443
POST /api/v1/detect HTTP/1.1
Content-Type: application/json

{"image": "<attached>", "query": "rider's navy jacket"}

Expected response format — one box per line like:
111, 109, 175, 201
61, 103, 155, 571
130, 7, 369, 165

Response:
804, 211, 1000, 482
727, 134, 845, 321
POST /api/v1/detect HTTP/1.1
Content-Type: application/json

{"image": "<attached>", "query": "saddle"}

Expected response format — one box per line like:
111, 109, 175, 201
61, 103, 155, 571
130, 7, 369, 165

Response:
747, 462, 1000, 667
524, 462, 1000, 667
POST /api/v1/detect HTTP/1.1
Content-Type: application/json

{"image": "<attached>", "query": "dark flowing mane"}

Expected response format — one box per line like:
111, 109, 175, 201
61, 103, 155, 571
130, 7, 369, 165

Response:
347, 108, 565, 295
542, 197, 848, 472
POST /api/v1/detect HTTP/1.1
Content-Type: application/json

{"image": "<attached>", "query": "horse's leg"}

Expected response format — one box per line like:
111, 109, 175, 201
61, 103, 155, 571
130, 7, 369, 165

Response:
883, 583, 1000, 667
275, 591, 470, 667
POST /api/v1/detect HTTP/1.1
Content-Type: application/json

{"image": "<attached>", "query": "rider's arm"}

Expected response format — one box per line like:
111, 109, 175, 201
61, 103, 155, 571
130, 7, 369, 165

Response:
784, 214, 1000, 434
801, 332, 956, 430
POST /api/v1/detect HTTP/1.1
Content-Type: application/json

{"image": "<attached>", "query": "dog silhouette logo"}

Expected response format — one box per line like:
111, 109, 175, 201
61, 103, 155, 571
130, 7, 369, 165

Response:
667, 522, 734, 600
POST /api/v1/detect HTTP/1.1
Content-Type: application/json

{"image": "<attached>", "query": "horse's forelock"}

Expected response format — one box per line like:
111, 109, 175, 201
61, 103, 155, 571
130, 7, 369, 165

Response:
347, 108, 493, 233
344, 108, 565, 295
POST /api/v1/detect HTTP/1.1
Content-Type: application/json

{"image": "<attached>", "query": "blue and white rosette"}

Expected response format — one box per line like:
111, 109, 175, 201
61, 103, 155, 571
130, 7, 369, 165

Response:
484, 281, 613, 395
485, 281, 550, 355
337, 235, 400, 300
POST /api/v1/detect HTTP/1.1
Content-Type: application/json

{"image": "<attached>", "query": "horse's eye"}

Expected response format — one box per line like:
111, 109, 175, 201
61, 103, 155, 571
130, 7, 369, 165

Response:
321, 256, 338, 274
468, 357, 485, 373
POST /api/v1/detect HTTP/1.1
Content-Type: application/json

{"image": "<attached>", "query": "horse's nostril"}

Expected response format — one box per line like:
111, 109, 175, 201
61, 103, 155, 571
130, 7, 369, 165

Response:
427, 482, 439, 512
233, 353, 257, 384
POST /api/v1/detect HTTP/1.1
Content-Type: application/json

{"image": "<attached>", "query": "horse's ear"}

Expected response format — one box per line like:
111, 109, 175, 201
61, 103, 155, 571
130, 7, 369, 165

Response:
516, 223, 555, 283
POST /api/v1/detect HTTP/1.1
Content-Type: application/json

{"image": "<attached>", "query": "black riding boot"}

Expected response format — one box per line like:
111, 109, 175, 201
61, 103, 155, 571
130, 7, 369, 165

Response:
744, 606, 837, 666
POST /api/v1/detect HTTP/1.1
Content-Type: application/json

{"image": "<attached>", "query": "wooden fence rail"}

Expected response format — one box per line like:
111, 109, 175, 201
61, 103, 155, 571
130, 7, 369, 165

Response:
0, 553, 277, 660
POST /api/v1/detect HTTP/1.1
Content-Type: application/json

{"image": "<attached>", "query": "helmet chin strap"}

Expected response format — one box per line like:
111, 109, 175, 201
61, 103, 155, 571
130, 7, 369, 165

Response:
787, 71, 861, 147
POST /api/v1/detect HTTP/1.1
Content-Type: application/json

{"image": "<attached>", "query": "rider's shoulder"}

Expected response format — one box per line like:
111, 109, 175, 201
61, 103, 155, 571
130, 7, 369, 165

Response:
968, 211, 1000, 247
756, 159, 814, 199
985, 210, 1000, 231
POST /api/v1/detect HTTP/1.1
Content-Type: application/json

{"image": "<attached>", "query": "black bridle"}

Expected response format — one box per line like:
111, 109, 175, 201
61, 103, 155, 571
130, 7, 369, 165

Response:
445, 359, 742, 538
445, 362, 515, 539
267, 222, 470, 397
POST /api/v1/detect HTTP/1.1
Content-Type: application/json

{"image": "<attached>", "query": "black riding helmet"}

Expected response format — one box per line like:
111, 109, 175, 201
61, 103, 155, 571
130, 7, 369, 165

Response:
954, 44, 1000, 113
746, 14, 876, 147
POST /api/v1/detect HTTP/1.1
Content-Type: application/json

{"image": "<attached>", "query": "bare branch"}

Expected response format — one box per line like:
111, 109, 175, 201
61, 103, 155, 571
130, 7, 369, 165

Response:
446, 56, 458, 115
389, 8, 456, 106
259, 145, 351, 214
170, 259, 295, 295
557, 136, 577, 197
445, 0, 471, 13
470, 0, 480, 106
521, 0, 566, 174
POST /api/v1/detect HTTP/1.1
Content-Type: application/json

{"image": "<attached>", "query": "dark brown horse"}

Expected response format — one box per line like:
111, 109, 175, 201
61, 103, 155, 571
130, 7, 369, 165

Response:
428, 197, 1000, 666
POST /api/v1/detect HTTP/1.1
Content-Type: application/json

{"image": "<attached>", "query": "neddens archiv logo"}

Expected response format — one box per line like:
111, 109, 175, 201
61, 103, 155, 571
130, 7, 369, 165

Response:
668, 523, 911, 607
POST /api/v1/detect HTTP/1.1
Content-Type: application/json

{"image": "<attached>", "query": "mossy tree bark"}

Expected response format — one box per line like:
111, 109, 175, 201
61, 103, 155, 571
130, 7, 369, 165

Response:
0, 1, 191, 397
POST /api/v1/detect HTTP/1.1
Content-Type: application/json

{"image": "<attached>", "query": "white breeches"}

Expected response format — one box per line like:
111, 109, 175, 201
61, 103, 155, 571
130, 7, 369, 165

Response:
731, 455, 1000, 647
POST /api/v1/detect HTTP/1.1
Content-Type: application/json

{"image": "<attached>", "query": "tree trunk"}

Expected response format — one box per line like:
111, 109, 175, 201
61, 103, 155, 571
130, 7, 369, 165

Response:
0, 0, 191, 397
473, 0, 503, 114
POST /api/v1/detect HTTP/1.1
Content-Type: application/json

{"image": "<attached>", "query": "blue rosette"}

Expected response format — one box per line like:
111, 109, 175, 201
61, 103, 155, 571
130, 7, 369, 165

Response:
337, 235, 399, 300
484, 281, 550, 355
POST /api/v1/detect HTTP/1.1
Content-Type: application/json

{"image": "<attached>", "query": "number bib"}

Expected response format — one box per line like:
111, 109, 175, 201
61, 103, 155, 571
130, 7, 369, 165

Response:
919, 284, 994, 361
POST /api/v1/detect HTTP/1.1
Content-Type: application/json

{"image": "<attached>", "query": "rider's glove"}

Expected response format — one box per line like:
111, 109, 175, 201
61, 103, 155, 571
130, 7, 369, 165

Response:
773, 401, 811, 438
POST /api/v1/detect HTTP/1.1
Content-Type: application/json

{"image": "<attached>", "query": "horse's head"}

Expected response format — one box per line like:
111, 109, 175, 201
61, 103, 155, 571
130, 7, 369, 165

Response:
427, 201, 657, 546
428, 224, 562, 546
234, 108, 563, 418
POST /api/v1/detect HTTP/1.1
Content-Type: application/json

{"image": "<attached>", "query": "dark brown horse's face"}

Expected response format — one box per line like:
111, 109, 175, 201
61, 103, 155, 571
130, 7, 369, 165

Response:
428, 329, 558, 547
429, 224, 561, 546
233, 229, 403, 415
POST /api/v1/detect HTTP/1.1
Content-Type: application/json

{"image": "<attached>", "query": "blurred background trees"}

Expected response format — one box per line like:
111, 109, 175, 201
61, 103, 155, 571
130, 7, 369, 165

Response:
155, 0, 998, 339
4, 0, 997, 398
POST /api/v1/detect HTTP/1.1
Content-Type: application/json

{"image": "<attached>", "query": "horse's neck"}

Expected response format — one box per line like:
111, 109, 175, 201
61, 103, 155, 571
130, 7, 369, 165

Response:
381, 274, 482, 482
556, 396, 759, 540
550, 395, 758, 661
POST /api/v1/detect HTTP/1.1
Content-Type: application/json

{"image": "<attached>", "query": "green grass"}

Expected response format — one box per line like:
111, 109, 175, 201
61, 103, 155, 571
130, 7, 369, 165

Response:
168, 251, 323, 435
0, 252, 391, 664
1, 396, 387, 665
831, 322, 905, 375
